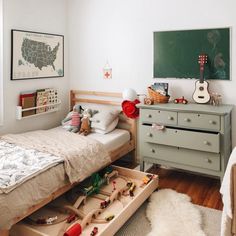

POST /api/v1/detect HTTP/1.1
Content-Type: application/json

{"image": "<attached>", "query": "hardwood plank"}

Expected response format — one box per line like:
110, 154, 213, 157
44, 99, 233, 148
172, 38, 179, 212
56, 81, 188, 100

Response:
148, 165, 223, 210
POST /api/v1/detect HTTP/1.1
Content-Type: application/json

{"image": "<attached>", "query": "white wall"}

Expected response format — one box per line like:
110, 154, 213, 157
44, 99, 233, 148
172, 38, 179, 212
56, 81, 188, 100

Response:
0, 0, 69, 135
68, 0, 236, 146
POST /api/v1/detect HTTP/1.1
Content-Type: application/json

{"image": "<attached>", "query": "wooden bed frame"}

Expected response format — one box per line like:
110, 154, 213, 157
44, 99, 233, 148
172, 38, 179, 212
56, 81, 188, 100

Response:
0, 90, 136, 236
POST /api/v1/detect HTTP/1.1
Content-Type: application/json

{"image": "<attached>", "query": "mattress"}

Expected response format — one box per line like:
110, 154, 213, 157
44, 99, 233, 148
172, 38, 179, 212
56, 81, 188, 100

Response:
0, 128, 131, 230
88, 129, 130, 152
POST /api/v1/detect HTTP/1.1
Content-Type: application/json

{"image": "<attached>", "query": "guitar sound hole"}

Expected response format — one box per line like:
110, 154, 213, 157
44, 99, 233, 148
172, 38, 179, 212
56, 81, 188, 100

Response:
199, 86, 204, 91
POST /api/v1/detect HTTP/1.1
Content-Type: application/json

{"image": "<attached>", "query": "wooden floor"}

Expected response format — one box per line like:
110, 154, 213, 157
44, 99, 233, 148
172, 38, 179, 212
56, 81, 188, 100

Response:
148, 165, 223, 210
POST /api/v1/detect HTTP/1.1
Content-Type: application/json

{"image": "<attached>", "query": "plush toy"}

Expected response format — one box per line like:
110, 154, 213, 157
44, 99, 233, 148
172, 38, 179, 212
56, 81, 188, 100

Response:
61, 104, 84, 133
79, 108, 98, 136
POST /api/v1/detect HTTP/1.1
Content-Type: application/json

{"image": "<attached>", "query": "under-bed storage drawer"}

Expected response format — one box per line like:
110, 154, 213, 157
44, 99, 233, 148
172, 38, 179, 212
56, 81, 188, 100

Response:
141, 125, 220, 153
140, 109, 177, 125
141, 143, 220, 171
10, 166, 158, 236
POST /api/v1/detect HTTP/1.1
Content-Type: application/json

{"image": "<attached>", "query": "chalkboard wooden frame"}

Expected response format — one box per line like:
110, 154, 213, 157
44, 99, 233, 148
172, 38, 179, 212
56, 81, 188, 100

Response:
153, 28, 230, 80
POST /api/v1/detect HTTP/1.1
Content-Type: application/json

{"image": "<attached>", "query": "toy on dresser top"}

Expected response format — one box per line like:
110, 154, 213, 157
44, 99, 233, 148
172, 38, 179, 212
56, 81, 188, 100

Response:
145, 82, 170, 105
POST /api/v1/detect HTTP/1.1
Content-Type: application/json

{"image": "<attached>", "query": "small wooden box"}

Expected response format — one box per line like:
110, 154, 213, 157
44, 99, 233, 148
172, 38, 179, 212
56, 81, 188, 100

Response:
10, 166, 158, 236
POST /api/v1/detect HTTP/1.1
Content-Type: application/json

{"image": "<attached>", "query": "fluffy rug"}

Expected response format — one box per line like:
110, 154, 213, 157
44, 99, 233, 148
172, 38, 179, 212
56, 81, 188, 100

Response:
146, 189, 206, 236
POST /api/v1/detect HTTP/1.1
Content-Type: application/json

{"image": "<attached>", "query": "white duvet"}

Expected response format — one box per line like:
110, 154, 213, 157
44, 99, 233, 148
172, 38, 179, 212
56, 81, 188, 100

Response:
0, 140, 63, 193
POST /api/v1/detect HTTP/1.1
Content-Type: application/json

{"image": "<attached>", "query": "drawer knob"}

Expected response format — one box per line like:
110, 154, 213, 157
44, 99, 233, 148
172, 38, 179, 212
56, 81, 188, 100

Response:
209, 120, 215, 124
150, 148, 155, 153
168, 116, 173, 120
147, 114, 152, 118
205, 158, 212, 163
204, 141, 209, 145
147, 133, 153, 137
184, 118, 190, 122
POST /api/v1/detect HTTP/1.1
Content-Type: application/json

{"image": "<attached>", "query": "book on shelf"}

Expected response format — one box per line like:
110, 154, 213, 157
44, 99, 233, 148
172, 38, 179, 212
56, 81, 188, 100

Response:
36, 88, 58, 113
36, 89, 49, 114
19, 91, 36, 117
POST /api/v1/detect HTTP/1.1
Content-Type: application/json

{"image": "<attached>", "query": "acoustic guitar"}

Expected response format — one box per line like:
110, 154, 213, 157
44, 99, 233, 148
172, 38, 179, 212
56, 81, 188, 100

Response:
192, 54, 210, 104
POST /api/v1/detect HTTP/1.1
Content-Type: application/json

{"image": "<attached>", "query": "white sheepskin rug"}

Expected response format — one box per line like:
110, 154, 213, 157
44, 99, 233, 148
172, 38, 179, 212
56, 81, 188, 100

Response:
146, 189, 206, 236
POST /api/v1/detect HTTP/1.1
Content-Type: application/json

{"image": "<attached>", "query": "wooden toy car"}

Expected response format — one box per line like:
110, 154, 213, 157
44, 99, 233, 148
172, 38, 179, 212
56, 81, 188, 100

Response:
174, 96, 188, 104
90, 227, 98, 236
142, 174, 154, 185
100, 199, 110, 209
105, 214, 115, 222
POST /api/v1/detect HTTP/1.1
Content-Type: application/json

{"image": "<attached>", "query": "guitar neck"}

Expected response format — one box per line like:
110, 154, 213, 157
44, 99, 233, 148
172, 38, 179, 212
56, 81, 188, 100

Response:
199, 64, 204, 83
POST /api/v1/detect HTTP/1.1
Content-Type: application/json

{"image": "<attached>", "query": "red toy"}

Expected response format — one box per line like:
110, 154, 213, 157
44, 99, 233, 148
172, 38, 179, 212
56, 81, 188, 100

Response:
174, 96, 188, 104
121, 99, 140, 119
66, 214, 76, 223
64, 223, 82, 236
100, 199, 110, 209
90, 227, 98, 236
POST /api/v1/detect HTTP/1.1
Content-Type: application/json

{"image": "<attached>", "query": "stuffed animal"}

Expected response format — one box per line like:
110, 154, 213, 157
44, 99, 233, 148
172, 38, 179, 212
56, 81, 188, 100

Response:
79, 108, 98, 136
61, 104, 84, 133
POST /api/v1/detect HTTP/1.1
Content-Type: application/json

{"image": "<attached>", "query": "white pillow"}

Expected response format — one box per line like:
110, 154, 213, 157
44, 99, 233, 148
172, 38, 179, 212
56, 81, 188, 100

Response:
92, 118, 119, 134
91, 109, 120, 130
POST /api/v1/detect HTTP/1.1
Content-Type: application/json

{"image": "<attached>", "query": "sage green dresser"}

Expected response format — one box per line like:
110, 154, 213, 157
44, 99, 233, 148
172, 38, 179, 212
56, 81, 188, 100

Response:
138, 103, 233, 181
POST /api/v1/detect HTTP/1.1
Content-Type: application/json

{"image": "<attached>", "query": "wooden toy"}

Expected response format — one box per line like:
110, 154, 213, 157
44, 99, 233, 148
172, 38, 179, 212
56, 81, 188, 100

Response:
174, 96, 188, 104
10, 166, 159, 236
105, 215, 115, 222
90, 227, 98, 236
142, 174, 154, 185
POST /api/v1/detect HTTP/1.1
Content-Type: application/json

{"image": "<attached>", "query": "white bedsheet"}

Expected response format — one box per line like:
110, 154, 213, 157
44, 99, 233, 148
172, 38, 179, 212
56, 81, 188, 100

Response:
88, 128, 130, 152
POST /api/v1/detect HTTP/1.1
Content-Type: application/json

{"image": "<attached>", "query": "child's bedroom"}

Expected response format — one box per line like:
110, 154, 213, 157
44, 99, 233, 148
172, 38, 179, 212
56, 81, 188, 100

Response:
0, 0, 235, 235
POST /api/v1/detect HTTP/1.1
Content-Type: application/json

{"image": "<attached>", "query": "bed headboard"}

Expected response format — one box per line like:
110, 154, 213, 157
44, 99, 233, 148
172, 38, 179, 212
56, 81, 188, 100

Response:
70, 90, 137, 152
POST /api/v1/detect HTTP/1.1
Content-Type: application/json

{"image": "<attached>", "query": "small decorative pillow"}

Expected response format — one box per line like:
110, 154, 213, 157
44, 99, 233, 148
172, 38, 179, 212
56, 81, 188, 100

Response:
91, 109, 120, 130
92, 118, 119, 134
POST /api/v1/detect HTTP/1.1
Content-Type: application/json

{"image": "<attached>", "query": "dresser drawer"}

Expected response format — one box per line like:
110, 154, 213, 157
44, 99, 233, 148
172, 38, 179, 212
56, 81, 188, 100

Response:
141, 143, 220, 171
140, 109, 177, 125
141, 125, 220, 153
178, 112, 220, 131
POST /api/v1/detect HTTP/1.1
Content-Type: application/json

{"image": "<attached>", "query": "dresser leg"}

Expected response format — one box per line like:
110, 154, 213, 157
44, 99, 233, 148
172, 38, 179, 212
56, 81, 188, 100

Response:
140, 161, 145, 172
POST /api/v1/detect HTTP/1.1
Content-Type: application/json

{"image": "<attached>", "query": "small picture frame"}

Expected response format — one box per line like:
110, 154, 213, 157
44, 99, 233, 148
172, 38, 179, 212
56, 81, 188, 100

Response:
11, 29, 64, 80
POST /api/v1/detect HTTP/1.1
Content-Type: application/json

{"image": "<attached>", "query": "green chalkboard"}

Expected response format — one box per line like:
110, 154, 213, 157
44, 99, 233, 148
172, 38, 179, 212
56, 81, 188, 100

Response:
153, 28, 230, 80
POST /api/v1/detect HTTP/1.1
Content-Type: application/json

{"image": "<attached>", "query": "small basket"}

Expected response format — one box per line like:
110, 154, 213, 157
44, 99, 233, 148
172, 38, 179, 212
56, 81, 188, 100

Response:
147, 87, 170, 104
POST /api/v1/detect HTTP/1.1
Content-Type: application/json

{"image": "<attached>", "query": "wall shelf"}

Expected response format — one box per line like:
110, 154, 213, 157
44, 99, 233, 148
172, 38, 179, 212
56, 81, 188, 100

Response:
16, 100, 61, 120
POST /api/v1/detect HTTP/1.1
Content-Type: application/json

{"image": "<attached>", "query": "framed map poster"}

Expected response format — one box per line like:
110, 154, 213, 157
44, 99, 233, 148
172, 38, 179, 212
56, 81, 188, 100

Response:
11, 29, 64, 80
